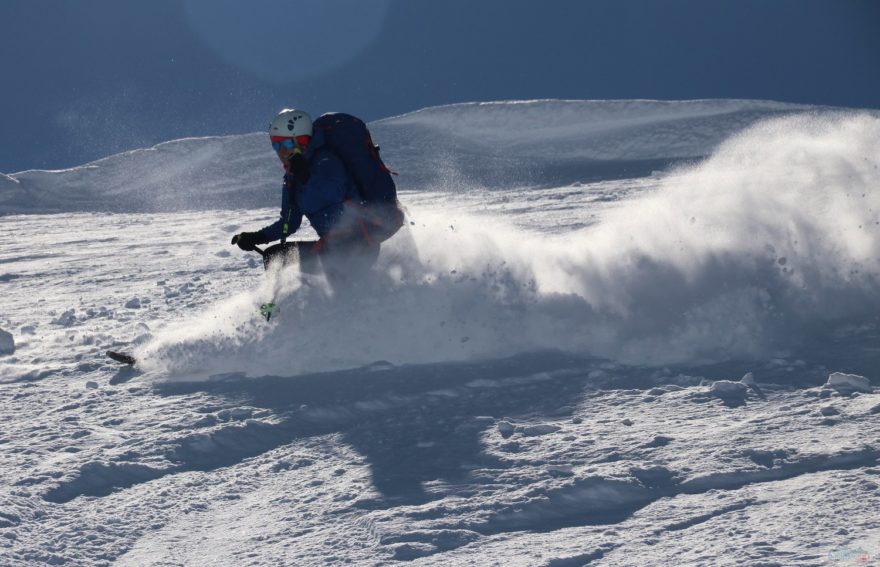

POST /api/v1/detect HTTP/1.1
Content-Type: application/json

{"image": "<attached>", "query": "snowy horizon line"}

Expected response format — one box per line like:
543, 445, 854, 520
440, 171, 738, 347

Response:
2, 97, 842, 177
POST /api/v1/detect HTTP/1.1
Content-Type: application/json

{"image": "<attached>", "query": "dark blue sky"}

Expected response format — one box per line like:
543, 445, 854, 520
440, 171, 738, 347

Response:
1, 0, 878, 173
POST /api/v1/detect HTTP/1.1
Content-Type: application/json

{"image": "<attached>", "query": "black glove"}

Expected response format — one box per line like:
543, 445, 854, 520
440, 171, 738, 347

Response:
287, 152, 311, 185
231, 232, 264, 251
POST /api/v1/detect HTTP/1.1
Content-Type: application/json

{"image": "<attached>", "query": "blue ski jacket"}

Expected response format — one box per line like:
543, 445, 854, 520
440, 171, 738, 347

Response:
259, 130, 360, 242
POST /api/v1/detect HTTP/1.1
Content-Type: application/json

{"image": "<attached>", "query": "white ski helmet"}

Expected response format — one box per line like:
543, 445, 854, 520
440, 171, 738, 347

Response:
269, 108, 313, 138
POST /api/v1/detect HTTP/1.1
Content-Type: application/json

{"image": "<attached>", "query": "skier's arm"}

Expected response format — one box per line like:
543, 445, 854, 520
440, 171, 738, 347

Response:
259, 180, 303, 242
308, 154, 350, 201
293, 152, 357, 237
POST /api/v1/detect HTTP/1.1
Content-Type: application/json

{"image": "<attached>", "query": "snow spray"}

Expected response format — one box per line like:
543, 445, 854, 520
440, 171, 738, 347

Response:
141, 112, 880, 377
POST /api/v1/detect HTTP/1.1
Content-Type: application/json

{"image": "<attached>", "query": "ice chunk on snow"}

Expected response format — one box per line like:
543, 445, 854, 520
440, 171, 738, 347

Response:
124, 297, 142, 309
519, 424, 562, 437
709, 380, 750, 407
0, 328, 14, 355
52, 309, 77, 326
497, 421, 515, 438
710, 380, 749, 396
826, 372, 873, 393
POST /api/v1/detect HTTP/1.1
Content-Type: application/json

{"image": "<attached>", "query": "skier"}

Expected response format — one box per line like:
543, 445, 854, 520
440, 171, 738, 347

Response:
231, 108, 403, 284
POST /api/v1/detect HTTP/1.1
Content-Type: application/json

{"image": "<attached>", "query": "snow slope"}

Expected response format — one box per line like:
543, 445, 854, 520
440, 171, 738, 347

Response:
1, 100, 879, 566
1, 99, 813, 214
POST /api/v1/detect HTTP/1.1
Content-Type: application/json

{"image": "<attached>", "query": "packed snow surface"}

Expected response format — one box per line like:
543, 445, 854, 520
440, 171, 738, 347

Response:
1, 100, 879, 566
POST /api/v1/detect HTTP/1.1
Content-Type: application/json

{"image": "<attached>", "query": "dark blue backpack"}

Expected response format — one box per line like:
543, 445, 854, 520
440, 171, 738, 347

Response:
313, 113, 403, 241
313, 113, 398, 204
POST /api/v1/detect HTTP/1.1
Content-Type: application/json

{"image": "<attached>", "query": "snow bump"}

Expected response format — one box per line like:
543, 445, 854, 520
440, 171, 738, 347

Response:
0, 328, 14, 355
826, 372, 873, 394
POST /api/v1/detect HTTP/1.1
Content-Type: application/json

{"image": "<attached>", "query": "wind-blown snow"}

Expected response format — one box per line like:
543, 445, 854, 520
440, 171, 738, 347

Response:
1, 99, 814, 215
137, 110, 880, 376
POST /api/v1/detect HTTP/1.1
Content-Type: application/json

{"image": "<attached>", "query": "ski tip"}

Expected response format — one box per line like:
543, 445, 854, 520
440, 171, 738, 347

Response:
106, 350, 137, 366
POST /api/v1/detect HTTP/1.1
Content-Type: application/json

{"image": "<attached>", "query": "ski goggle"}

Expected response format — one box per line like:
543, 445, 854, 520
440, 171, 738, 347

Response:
271, 135, 310, 152
271, 138, 295, 151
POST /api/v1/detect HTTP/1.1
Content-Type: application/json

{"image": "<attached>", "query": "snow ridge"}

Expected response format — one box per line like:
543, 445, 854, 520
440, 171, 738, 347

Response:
1, 99, 821, 215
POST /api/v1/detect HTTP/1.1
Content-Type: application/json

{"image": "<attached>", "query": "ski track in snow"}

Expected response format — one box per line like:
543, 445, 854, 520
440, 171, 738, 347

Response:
1, 100, 879, 566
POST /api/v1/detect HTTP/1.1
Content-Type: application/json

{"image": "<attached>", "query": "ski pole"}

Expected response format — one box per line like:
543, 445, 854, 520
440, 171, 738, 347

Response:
250, 246, 279, 321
